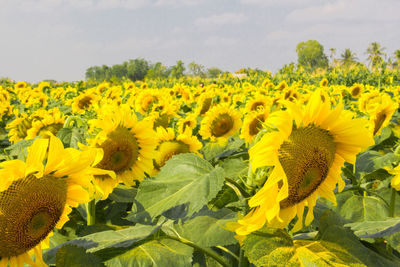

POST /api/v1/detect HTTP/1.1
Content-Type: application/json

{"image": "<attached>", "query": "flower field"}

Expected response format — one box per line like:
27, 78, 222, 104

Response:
1, 66, 400, 266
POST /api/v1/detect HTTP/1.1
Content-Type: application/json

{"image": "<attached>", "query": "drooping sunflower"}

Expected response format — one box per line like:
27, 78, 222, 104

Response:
368, 97, 398, 136
0, 135, 113, 267
199, 104, 242, 144
6, 112, 34, 144
240, 109, 269, 144
152, 127, 202, 173
88, 104, 158, 193
231, 91, 374, 236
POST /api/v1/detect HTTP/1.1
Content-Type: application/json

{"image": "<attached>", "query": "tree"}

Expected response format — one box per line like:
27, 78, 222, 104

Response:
393, 49, 400, 69
188, 61, 206, 78
366, 42, 386, 71
296, 40, 329, 70
339, 48, 358, 68
169, 60, 185, 79
127, 58, 150, 81
145, 62, 169, 80
207, 67, 223, 78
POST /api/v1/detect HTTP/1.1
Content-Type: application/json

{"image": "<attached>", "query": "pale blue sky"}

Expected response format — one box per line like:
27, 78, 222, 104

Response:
0, 0, 399, 82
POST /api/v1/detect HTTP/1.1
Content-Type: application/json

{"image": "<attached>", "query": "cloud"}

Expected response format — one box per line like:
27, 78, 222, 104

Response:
194, 12, 247, 28
154, 0, 206, 7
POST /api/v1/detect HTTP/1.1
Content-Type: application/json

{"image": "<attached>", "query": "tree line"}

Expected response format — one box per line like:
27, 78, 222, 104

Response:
85, 59, 224, 81
85, 41, 400, 82
296, 40, 400, 71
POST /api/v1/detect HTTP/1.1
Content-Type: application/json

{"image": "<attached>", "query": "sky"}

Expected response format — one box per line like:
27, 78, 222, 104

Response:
0, 0, 399, 82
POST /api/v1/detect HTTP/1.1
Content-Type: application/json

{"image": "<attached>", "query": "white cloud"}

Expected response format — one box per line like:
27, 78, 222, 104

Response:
194, 12, 247, 28
154, 0, 206, 7
240, 0, 324, 7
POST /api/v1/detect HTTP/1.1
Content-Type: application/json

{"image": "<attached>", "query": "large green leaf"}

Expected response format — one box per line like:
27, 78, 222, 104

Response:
56, 245, 104, 267
345, 217, 400, 238
164, 208, 237, 248
339, 195, 389, 222
242, 228, 300, 267
57, 127, 86, 149
105, 239, 193, 267
129, 154, 225, 222
44, 223, 161, 264
219, 158, 248, 180
355, 150, 398, 179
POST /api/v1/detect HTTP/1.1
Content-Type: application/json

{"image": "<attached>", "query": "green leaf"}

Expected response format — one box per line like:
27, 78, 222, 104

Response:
202, 142, 225, 161
219, 158, 248, 180
44, 223, 161, 264
129, 154, 225, 222
57, 127, 86, 149
4, 139, 33, 160
165, 208, 237, 248
339, 195, 389, 222
108, 185, 137, 203
104, 239, 193, 267
56, 245, 104, 267
355, 150, 399, 178
345, 217, 400, 238
242, 228, 300, 267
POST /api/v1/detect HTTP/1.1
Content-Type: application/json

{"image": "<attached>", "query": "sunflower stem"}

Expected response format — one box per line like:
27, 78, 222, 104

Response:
239, 247, 250, 267
87, 199, 96, 226
162, 235, 231, 267
390, 187, 396, 217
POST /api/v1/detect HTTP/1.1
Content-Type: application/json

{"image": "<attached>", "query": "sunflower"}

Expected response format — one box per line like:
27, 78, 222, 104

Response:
244, 94, 270, 114
71, 90, 99, 114
153, 127, 202, 173
26, 108, 66, 140
231, 90, 373, 236
199, 104, 242, 144
368, 97, 398, 136
177, 113, 198, 134
0, 135, 113, 267
319, 78, 328, 87
240, 109, 269, 144
6, 113, 34, 144
88, 104, 157, 192
348, 83, 364, 98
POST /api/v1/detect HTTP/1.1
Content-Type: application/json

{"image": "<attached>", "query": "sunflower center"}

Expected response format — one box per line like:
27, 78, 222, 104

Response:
0, 175, 67, 257
78, 96, 93, 109
249, 115, 265, 136
211, 113, 234, 137
97, 126, 139, 174
278, 125, 336, 208
250, 102, 265, 111
200, 98, 212, 115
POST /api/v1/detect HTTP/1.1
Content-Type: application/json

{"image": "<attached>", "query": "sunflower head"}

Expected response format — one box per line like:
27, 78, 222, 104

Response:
231, 90, 374, 237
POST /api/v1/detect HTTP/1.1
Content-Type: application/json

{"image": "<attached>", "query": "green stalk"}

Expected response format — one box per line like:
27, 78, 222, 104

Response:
390, 188, 397, 217
162, 235, 231, 267
238, 247, 250, 267
86, 199, 96, 226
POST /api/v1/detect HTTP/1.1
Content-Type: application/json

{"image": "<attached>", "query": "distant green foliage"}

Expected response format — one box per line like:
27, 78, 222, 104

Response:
296, 40, 329, 70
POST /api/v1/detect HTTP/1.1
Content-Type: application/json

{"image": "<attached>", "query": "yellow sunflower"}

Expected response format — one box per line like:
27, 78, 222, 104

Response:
240, 109, 269, 144
231, 90, 373, 237
368, 97, 398, 136
88, 104, 157, 194
199, 104, 242, 144
177, 113, 198, 134
244, 94, 270, 114
0, 135, 113, 267
6, 112, 34, 144
319, 78, 328, 87
153, 127, 202, 173
348, 83, 364, 98
26, 108, 66, 140
71, 90, 99, 114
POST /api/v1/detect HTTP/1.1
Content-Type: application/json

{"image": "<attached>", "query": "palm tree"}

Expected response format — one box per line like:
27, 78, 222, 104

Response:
366, 42, 386, 70
340, 48, 358, 67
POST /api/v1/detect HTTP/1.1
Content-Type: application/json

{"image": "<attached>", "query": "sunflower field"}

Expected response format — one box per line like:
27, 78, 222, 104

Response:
1, 66, 400, 267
